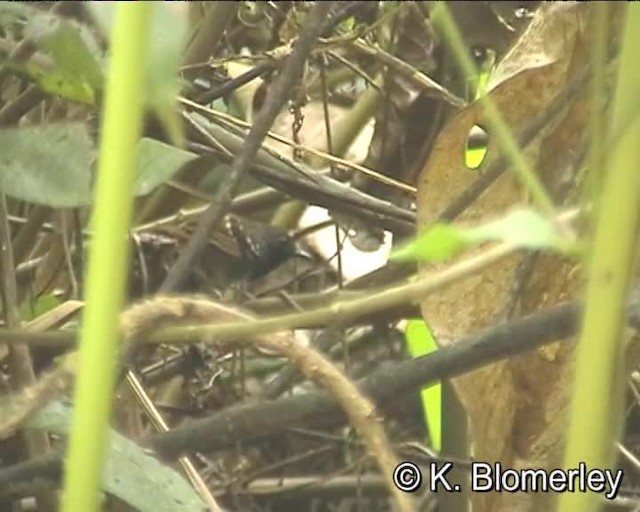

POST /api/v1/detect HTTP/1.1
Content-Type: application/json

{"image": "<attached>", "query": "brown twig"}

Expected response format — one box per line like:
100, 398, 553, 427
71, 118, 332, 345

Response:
123, 296, 414, 512
186, 126, 415, 234
0, 301, 82, 439
182, 99, 416, 193
0, 294, 415, 512
146, 293, 638, 457
7, 289, 640, 492
350, 37, 466, 108
0, 86, 45, 126
194, 59, 278, 105
0, 208, 580, 352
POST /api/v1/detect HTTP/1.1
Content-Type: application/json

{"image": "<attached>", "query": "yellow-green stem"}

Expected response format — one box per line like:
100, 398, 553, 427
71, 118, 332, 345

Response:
558, 5, 640, 512
61, 4, 151, 511
584, 2, 610, 223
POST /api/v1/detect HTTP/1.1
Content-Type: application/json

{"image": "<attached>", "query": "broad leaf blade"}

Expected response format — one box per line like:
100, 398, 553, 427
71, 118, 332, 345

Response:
0, 123, 93, 207
24, 10, 104, 104
0, 123, 198, 207
136, 138, 198, 196
29, 401, 207, 512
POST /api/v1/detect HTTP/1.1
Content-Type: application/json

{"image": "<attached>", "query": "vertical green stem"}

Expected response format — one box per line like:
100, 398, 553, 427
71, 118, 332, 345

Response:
558, 5, 640, 512
61, 4, 151, 511
585, 2, 610, 214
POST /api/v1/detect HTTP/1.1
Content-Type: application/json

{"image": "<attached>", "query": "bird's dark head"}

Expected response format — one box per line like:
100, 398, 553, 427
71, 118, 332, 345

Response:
226, 215, 308, 280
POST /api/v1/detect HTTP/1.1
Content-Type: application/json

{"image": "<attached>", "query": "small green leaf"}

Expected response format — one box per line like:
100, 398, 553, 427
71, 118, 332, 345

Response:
29, 401, 207, 512
136, 139, 198, 196
392, 209, 577, 263
23, 62, 96, 105
19, 294, 60, 322
21, 10, 105, 104
340, 16, 356, 32
391, 223, 468, 262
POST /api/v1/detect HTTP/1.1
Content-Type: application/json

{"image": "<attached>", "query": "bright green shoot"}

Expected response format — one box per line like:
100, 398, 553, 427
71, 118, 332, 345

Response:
61, 4, 152, 511
558, 4, 640, 512
404, 320, 442, 451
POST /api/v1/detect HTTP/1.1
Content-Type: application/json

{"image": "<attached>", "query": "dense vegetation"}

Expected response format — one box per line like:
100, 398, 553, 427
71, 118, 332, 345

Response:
0, 3, 638, 512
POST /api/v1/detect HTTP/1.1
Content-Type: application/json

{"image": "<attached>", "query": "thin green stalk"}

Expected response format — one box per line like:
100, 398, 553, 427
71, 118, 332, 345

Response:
584, 2, 610, 222
431, 2, 555, 217
61, 4, 151, 512
558, 5, 640, 512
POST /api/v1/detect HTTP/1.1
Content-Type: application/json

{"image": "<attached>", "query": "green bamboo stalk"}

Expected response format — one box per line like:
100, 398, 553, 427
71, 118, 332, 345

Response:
61, 4, 151, 511
558, 5, 640, 512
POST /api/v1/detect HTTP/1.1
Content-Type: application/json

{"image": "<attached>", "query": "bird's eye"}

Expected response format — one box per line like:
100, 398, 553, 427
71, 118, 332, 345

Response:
224, 215, 297, 279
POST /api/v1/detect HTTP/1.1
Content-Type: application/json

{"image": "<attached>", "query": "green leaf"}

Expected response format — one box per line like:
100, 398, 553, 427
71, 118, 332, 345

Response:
19, 294, 60, 322
20, 10, 105, 104
0, 123, 94, 207
391, 209, 577, 263
21, 62, 96, 105
339, 16, 356, 32
0, 123, 198, 207
146, 3, 188, 146
391, 223, 468, 262
87, 2, 187, 145
29, 401, 207, 512
136, 138, 198, 196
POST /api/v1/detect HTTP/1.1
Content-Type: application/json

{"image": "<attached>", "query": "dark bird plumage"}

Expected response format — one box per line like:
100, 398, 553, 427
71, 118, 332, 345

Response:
224, 214, 298, 280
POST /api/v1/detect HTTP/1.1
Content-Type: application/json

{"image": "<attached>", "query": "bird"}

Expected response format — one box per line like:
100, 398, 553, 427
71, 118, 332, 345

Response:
223, 214, 302, 281
225, 215, 309, 280
140, 213, 311, 291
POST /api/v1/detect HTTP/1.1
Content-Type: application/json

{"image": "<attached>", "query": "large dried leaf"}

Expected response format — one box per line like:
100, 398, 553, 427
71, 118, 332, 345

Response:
416, 3, 591, 511
499, 7, 626, 511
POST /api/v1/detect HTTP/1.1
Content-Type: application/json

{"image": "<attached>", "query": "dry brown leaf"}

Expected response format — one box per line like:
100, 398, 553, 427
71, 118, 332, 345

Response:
499, 6, 626, 511
416, 3, 593, 511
